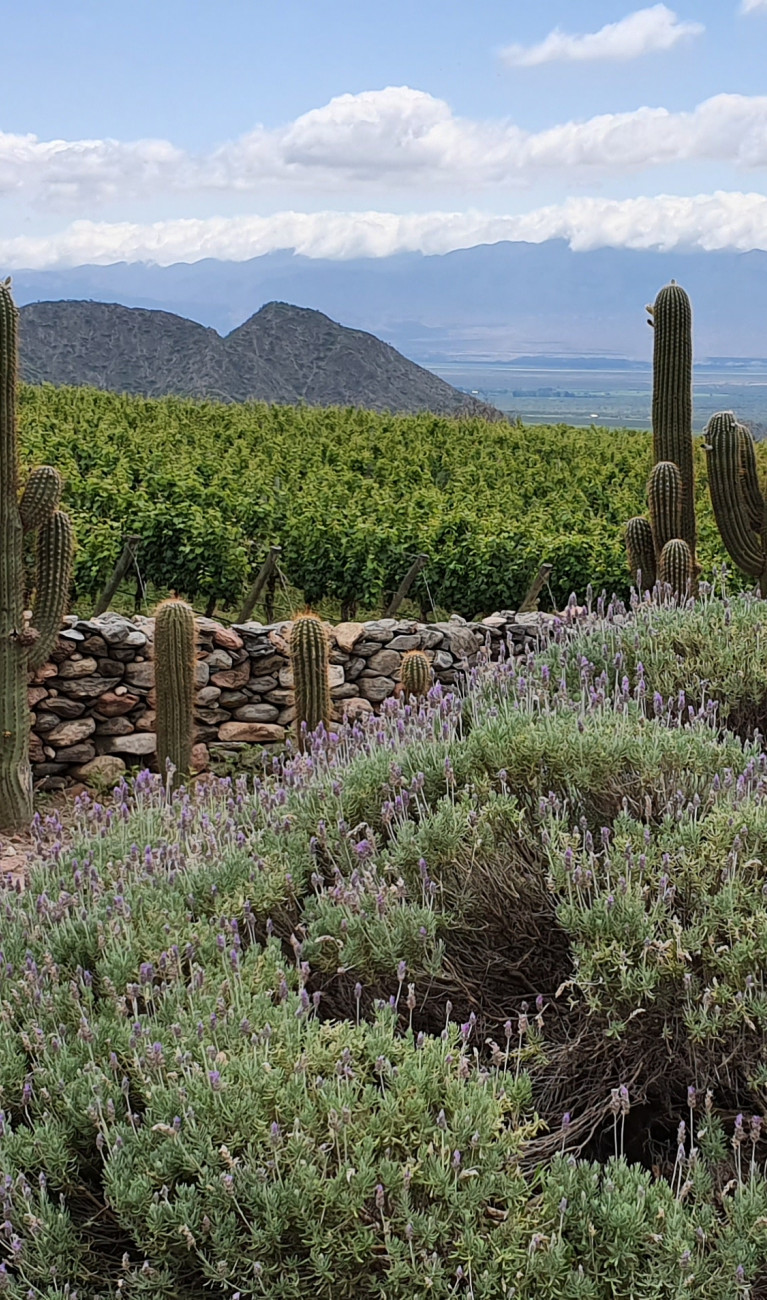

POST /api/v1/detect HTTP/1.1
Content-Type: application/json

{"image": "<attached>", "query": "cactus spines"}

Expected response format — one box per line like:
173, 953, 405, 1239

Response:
625, 516, 656, 590
29, 512, 74, 671
658, 539, 693, 598
19, 466, 62, 533
0, 281, 73, 830
154, 599, 196, 786
290, 612, 331, 747
736, 419, 764, 533
647, 460, 683, 557
651, 282, 696, 562
705, 411, 767, 594
400, 649, 432, 699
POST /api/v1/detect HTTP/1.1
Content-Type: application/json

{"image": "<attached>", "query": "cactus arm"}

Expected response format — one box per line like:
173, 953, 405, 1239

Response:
0, 283, 33, 829
658, 539, 693, 598
647, 461, 683, 557
737, 423, 764, 533
28, 511, 75, 671
625, 516, 656, 590
705, 412, 765, 579
651, 283, 696, 561
154, 599, 196, 786
19, 466, 62, 533
290, 612, 331, 747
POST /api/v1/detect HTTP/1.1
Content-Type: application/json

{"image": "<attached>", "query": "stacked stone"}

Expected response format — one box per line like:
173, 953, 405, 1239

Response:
27, 609, 558, 788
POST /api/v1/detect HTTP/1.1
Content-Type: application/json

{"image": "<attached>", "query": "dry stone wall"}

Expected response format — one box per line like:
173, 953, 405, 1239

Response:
28, 610, 557, 788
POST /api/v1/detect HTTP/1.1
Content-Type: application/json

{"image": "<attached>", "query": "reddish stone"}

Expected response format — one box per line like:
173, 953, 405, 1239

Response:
94, 692, 140, 718
213, 626, 244, 652
211, 662, 251, 690
218, 721, 285, 743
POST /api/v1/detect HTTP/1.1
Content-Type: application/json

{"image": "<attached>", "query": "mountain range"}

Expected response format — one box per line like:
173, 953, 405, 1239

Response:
18, 299, 501, 417
10, 241, 767, 362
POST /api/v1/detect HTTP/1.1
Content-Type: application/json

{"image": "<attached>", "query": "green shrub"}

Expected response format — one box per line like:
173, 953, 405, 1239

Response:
2, 599, 767, 1293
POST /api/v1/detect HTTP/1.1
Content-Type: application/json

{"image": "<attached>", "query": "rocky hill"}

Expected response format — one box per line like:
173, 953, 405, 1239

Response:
18, 299, 502, 418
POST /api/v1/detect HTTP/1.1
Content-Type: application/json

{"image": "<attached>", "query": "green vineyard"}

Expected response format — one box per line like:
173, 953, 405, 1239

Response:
18, 383, 743, 617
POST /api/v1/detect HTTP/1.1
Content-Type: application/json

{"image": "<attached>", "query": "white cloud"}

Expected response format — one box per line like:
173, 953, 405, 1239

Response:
5, 192, 767, 269
2, 86, 767, 210
501, 5, 703, 67
742, 0, 767, 13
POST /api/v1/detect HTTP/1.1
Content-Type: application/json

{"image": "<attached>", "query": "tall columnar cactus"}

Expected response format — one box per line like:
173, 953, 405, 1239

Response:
658, 539, 693, 598
705, 411, 767, 595
290, 612, 330, 748
400, 649, 432, 699
650, 282, 696, 562
625, 281, 697, 593
154, 599, 196, 786
0, 281, 74, 831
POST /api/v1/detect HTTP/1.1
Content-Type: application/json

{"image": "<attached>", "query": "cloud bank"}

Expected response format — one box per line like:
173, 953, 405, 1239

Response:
4, 192, 767, 269
501, 5, 703, 67
742, 0, 767, 12
2, 88, 767, 209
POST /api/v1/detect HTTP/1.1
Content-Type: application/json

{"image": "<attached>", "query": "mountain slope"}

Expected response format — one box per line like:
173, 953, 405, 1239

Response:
12, 241, 767, 361
18, 299, 502, 418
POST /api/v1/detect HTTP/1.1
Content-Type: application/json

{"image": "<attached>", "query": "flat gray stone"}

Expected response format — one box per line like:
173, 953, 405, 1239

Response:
92, 614, 147, 648
53, 676, 117, 699
357, 675, 396, 703
367, 649, 401, 676
125, 662, 155, 689
41, 697, 85, 719
75, 755, 126, 784
47, 717, 96, 747
105, 733, 157, 756
195, 707, 230, 725
205, 649, 233, 671
233, 703, 280, 723
56, 657, 98, 679
95, 717, 135, 736
53, 742, 97, 764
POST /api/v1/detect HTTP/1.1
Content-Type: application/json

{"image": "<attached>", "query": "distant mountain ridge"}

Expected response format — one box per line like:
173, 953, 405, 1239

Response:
11, 240, 767, 361
18, 299, 502, 418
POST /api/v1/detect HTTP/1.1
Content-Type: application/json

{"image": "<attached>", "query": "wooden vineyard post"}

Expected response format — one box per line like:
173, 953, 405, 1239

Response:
518, 563, 553, 614
237, 546, 282, 623
94, 535, 141, 616
385, 554, 428, 618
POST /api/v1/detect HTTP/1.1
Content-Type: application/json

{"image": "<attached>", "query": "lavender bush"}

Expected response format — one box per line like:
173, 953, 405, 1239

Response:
1, 596, 767, 1294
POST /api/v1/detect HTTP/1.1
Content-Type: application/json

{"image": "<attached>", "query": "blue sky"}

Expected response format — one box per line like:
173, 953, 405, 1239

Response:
2, 1, 767, 265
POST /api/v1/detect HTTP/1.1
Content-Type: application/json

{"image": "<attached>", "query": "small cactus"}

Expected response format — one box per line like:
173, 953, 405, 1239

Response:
154, 599, 196, 786
290, 612, 330, 747
400, 649, 432, 699
625, 517, 656, 590
647, 461, 683, 558
658, 539, 693, 598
